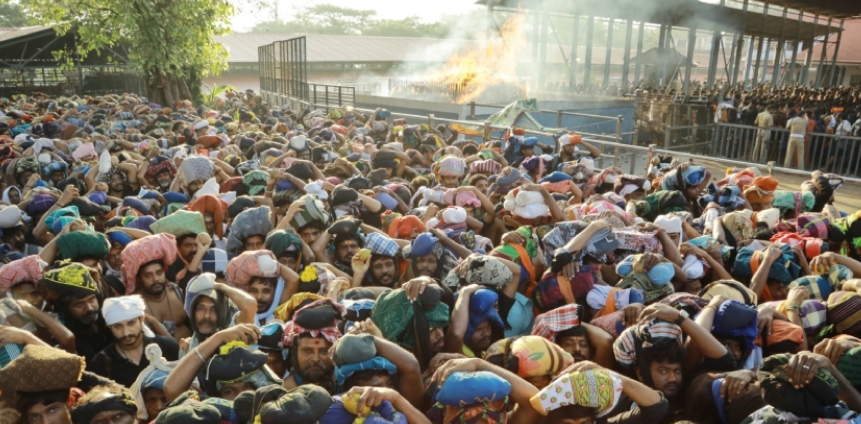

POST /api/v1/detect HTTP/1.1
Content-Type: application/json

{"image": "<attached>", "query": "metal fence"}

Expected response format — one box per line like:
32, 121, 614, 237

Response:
308, 84, 355, 107
712, 123, 861, 176
259, 87, 861, 184
258, 36, 308, 100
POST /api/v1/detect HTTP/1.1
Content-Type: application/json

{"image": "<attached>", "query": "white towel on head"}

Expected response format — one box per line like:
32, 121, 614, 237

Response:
442, 207, 467, 224
194, 177, 220, 199
0, 206, 22, 228
755, 208, 780, 229
102, 295, 146, 326
682, 254, 705, 281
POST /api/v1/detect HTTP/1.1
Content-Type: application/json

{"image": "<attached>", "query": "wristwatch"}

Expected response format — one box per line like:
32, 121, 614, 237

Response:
673, 309, 689, 325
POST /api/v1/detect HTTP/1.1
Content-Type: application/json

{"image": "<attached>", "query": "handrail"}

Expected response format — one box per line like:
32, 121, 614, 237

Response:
260, 88, 858, 183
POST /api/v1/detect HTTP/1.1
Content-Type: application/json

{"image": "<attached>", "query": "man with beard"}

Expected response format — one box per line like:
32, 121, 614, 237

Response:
615, 302, 736, 421
282, 299, 343, 393
180, 272, 257, 358
141, 156, 177, 193
545, 132, 601, 172
123, 233, 192, 340
40, 261, 113, 363
177, 156, 215, 199
402, 231, 465, 282
530, 304, 616, 368
351, 233, 403, 288
151, 210, 211, 288
104, 229, 135, 279
98, 165, 138, 200
445, 285, 505, 358
88, 295, 179, 387
0, 206, 35, 255
225, 249, 302, 325
371, 283, 450, 371
313, 218, 364, 277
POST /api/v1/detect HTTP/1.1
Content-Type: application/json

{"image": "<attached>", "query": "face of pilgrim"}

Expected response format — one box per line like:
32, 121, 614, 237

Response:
371, 257, 396, 286
108, 317, 144, 348
295, 336, 334, 384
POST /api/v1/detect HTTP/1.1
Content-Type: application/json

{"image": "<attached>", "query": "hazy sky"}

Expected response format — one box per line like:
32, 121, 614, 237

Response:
232, 0, 484, 32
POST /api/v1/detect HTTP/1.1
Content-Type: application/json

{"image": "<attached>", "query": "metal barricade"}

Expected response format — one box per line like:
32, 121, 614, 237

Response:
713, 122, 861, 176
259, 87, 861, 184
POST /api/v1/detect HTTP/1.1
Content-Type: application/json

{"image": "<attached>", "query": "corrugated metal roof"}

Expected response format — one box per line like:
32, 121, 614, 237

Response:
218, 32, 715, 66
217, 33, 471, 64
0, 26, 51, 44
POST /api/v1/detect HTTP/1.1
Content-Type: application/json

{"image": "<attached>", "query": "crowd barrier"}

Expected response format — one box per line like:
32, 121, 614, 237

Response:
259, 89, 861, 185
711, 123, 861, 177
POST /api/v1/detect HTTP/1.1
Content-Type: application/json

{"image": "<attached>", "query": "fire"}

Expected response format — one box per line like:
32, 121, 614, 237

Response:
426, 14, 528, 104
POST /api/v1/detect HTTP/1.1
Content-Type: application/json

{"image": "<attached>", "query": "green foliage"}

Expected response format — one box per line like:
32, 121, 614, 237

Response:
0, 2, 30, 27
251, 3, 465, 39
203, 83, 237, 108
20, 0, 234, 80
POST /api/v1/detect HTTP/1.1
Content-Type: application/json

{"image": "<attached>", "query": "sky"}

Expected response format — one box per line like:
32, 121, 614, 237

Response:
232, 0, 484, 32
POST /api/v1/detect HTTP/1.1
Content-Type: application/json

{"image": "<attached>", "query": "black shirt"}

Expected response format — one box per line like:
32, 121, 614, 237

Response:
87, 335, 179, 388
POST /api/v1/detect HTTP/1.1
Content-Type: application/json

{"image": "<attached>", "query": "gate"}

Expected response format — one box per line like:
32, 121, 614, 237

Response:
258, 36, 308, 101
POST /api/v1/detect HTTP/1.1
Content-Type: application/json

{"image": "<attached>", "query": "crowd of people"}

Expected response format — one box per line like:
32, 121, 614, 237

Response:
0, 89, 859, 424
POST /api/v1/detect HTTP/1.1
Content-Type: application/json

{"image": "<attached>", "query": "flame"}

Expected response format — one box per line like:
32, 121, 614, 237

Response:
426, 14, 528, 104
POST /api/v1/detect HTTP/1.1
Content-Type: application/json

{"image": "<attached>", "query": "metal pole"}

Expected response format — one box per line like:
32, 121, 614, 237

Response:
787, 10, 803, 85
744, 35, 755, 86
772, 7, 788, 84
584, 15, 595, 87
752, 3, 768, 85
622, 19, 633, 93
539, 12, 549, 90
569, 14, 580, 91
532, 11, 540, 63
486, 3, 494, 41
604, 18, 615, 88
732, 0, 749, 86
707, 0, 725, 86
828, 19, 844, 87
761, 38, 771, 84
634, 21, 645, 86
684, 26, 697, 94
802, 15, 819, 85
816, 17, 833, 88
727, 33, 739, 84
658, 24, 667, 86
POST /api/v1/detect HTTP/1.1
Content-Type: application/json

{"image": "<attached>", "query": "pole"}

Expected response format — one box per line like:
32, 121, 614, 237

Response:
727, 33, 738, 84
772, 7, 787, 84
787, 11, 803, 85
828, 19, 844, 87
603, 18, 615, 88
752, 3, 768, 85
622, 19, 633, 93
731, 0, 749, 86
744, 35, 755, 86
684, 26, 697, 95
802, 15, 819, 85
816, 17, 833, 87
585, 15, 595, 87
634, 21, 645, 86
539, 12, 549, 90
569, 14, 580, 91
707, 0, 725, 86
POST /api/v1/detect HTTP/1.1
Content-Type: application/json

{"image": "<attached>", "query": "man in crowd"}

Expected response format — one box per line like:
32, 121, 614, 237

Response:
4, 90, 861, 424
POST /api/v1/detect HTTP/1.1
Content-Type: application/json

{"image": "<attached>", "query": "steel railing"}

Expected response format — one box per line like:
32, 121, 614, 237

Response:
712, 122, 861, 177
258, 88, 861, 185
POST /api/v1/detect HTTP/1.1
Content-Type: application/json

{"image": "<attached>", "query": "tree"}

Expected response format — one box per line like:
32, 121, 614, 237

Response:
21, 0, 233, 105
0, 2, 30, 27
250, 3, 468, 40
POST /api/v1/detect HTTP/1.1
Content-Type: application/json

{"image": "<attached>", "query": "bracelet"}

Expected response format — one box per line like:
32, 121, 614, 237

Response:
786, 304, 801, 311
703, 304, 717, 312
193, 347, 206, 363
